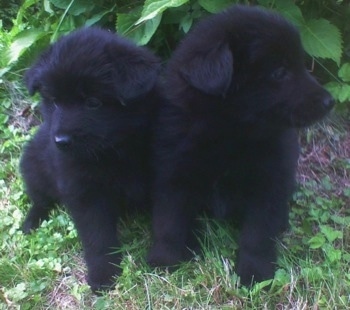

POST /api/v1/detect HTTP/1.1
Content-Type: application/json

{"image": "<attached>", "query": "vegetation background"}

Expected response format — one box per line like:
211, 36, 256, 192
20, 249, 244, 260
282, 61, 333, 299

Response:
0, 0, 349, 309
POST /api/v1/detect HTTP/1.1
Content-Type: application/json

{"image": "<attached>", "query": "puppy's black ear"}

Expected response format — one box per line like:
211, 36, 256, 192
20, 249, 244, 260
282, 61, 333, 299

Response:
25, 65, 42, 96
180, 43, 233, 97
24, 48, 51, 96
109, 45, 161, 101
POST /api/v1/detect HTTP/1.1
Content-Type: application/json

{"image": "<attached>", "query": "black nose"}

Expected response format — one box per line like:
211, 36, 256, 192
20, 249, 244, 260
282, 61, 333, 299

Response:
54, 134, 72, 150
323, 94, 335, 110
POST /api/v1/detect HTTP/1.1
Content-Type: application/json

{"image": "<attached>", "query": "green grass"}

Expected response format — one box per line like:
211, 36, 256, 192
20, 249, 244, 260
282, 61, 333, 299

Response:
1, 81, 350, 309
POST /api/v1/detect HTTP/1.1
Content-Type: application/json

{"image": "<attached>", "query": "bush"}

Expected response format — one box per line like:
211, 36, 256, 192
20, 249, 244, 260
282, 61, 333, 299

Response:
0, 0, 349, 112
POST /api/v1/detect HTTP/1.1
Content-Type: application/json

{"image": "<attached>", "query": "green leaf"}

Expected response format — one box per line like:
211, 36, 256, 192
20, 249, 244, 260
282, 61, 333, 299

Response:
8, 29, 46, 65
85, 6, 116, 27
331, 215, 350, 226
49, 0, 95, 16
136, 0, 189, 24
300, 18, 342, 65
44, 0, 54, 14
198, 0, 232, 13
338, 63, 350, 82
320, 225, 343, 243
117, 8, 162, 46
250, 279, 273, 294
273, 268, 290, 284
325, 82, 350, 103
274, 0, 304, 26
179, 14, 193, 33
308, 234, 325, 249
325, 248, 342, 263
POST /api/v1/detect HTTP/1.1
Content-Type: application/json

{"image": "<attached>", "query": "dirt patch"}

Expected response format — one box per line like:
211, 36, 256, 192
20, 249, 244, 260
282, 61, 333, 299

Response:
297, 115, 350, 200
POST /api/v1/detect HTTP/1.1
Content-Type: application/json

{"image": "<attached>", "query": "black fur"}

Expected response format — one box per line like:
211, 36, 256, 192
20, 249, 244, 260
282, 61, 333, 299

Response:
147, 5, 334, 285
20, 27, 160, 291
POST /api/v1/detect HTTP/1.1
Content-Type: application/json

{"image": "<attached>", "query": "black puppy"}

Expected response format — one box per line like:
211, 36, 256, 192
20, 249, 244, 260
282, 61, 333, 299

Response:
147, 5, 334, 285
20, 27, 160, 291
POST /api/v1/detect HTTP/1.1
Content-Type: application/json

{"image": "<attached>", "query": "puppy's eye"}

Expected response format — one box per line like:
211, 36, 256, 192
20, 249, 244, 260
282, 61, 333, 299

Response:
271, 67, 288, 80
85, 97, 102, 109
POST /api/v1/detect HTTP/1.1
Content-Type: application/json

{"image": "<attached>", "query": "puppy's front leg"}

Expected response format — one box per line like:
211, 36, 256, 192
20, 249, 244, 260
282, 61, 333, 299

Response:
22, 193, 57, 234
68, 197, 120, 292
236, 199, 289, 286
148, 190, 196, 267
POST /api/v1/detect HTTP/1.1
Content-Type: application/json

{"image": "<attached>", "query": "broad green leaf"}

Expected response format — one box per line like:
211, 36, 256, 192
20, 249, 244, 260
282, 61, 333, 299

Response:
117, 8, 162, 46
320, 225, 343, 243
338, 63, 350, 82
273, 269, 290, 284
8, 29, 46, 65
250, 279, 273, 295
325, 248, 342, 263
257, 0, 304, 26
274, 0, 304, 27
331, 215, 350, 226
325, 82, 350, 103
308, 234, 325, 249
198, 0, 232, 13
117, 8, 141, 35
136, 0, 189, 24
44, 0, 54, 14
49, 0, 94, 16
85, 6, 116, 27
300, 18, 342, 65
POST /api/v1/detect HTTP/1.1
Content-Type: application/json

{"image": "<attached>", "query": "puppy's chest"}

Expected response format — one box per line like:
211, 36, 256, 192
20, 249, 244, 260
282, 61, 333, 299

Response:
55, 161, 124, 191
210, 166, 244, 219
208, 144, 270, 218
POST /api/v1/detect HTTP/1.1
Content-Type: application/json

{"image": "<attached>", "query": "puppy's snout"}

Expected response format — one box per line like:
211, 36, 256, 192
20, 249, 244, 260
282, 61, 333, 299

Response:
54, 134, 72, 150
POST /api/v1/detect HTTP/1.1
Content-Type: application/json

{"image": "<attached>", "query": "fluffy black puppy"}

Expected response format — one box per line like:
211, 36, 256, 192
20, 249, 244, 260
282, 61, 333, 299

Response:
147, 5, 334, 285
20, 27, 160, 291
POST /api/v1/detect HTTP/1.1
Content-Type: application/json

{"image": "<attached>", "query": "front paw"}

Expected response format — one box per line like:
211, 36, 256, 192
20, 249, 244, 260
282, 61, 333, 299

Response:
147, 242, 192, 267
22, 216, 40, 234
21, 206, 52, 234
86, 256, 121, 293
236, 252, 275, 286
88, 276, 116, 294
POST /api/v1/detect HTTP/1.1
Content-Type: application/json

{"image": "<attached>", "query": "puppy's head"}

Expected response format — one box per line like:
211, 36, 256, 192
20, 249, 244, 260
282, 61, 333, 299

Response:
25, 27, 160, 158
166, 5, 334, 129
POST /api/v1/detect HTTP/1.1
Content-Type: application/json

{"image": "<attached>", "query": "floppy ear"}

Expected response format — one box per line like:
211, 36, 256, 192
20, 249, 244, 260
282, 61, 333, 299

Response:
109, 46, 161, 101
24, 48, 52, 95
24, 65, 42, 96
180, 43, 233, 97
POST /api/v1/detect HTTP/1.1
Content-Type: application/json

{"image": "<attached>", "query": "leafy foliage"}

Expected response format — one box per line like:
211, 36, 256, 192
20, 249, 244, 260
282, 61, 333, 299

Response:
259, 0, 343, 64
137, 0, 189, 24
117, 7, 162, 46
300, 18, 342, 66
0, 0, 349, 111
325, 62, 350, 111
